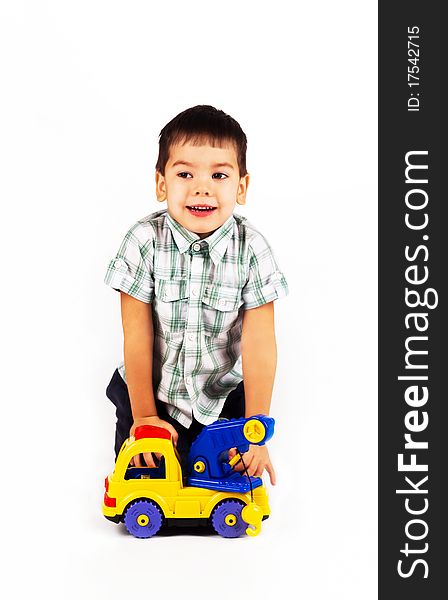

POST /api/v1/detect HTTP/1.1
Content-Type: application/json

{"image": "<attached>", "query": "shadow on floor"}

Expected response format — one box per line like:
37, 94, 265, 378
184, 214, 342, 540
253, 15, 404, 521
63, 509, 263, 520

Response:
115, 521, 216, 537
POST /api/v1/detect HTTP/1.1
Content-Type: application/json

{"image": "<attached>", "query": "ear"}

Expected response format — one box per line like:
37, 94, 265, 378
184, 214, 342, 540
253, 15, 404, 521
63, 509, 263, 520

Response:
236, 173, 250, 206
155, 170, 167, 202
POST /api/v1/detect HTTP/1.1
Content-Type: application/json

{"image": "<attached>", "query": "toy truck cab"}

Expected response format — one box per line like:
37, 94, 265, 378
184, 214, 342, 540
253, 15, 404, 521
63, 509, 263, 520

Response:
103, 418, 274, 538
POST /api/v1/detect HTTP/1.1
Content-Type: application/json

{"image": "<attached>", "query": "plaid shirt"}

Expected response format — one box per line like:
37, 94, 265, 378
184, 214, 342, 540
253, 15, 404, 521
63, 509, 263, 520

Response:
104, 209, 288, 427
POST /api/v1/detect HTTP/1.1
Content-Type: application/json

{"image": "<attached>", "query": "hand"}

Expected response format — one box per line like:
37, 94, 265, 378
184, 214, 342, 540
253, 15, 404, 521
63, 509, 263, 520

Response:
129, 416, 179, 468
228, 444, 276, 485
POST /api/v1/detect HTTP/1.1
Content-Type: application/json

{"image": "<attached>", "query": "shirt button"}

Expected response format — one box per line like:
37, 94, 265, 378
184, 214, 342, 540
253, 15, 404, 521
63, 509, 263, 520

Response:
219, 298, 227, 307
193, 242, 201, 252
188, 334, 194, 341
114, 259, 124, 269
191, 289, 198, 297
186, 377, 192, 385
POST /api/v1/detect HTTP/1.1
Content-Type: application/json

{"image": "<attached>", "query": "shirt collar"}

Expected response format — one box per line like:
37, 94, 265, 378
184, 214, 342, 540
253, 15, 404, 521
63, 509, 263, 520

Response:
166, 212, 235, 265
166, 212, 199, 253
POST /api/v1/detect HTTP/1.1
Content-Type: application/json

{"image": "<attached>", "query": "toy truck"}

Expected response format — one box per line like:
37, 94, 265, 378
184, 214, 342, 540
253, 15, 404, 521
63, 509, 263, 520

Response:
103, 415, 275, 538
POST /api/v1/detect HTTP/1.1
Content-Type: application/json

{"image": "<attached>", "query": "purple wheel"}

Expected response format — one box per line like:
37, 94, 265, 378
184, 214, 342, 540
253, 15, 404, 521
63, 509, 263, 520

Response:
211, 500, 247, 538
123, 500, 163, 538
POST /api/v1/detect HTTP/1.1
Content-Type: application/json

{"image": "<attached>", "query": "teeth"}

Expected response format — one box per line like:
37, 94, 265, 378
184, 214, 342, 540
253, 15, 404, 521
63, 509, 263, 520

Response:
189, 206, 215, 211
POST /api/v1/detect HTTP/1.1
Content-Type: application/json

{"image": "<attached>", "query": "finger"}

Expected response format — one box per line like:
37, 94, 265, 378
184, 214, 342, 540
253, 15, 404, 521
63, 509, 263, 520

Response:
249, 458, 262, 478
143, 452, 156, 468
233, 463, 244, 472
151, 452, 161, 466
228, 448, 245, 470
266, 461, 277, 485
241, 454, 256, 476
253, 462, 265, 478
133, 453, 142, 467
167, 425, 179, 446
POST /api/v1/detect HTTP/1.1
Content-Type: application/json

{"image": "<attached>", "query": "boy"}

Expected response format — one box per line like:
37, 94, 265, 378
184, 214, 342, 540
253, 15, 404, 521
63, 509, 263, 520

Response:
104, 105, 288, 485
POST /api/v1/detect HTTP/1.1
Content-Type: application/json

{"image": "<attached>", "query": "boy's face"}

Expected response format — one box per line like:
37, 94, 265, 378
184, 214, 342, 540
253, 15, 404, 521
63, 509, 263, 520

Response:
155, 141, 249, 238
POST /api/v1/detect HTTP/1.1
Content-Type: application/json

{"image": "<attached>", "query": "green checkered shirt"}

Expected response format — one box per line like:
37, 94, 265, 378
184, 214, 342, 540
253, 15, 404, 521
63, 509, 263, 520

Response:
104, 209, 288, 427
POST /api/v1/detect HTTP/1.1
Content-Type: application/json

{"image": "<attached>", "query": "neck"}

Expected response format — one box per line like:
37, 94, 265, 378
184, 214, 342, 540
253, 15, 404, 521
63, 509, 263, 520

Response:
196, 230, 217, 239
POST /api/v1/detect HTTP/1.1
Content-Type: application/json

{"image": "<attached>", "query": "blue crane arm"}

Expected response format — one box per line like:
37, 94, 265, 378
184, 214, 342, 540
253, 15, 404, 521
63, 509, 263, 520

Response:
186, 415, 275, 492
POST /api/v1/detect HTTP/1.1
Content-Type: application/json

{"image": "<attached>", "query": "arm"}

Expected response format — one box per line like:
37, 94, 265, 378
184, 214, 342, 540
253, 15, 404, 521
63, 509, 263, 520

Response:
120, 292, 178, 465
120, 291, 157, 419
241, 301, 277, 417
238, 301, 277, 484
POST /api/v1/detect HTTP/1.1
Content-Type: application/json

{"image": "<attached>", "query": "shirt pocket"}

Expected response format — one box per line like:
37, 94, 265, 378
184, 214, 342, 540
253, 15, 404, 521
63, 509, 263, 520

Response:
201, 284, 243, 337
154, 279, 189, 333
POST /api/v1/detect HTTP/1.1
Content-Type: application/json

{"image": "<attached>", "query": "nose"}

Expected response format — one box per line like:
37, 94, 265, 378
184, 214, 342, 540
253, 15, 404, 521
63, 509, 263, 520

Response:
193, 174, 211, 196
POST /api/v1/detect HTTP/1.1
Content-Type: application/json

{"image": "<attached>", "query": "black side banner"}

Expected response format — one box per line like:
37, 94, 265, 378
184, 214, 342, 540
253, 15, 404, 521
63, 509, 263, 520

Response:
379, 2, 446, 597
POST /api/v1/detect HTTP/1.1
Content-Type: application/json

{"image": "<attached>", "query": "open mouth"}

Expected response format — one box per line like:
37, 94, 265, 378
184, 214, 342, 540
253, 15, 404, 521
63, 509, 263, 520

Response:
186, 205, 217, 217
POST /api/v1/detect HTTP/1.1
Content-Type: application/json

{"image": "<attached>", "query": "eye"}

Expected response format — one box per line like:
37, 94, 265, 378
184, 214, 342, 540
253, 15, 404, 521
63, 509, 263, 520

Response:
212, 172, 228, 180
177, 172, 192, 178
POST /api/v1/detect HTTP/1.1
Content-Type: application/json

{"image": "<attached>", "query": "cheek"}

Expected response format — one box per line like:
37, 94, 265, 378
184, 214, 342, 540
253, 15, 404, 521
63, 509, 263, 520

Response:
221, 180, 240, 197
217, 190, 238, 208
168, 180, 189, 199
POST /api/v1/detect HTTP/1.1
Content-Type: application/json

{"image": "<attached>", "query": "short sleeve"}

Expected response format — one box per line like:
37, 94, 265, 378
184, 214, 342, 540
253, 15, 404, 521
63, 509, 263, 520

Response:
241, 232, 289, 309
104, 222, 155, 303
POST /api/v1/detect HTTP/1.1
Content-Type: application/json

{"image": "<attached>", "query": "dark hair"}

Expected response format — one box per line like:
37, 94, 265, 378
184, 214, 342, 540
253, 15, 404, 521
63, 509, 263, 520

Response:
156, 105, 247, 176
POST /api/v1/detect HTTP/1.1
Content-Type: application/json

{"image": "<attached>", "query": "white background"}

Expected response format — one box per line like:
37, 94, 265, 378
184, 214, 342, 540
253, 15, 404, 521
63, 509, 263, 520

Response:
1, 1, 377, 599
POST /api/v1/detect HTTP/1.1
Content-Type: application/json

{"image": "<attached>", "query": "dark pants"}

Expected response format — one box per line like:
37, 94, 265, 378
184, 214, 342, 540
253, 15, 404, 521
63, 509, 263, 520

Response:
105, 368, 245, 472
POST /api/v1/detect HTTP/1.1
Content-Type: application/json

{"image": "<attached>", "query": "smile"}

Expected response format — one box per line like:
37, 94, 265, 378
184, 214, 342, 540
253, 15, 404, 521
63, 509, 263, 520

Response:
186, 205, 217, 217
